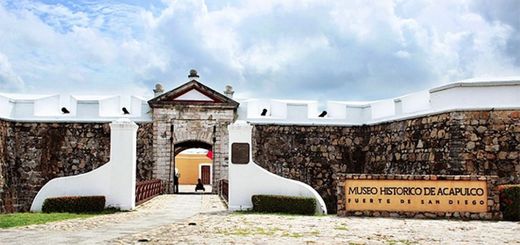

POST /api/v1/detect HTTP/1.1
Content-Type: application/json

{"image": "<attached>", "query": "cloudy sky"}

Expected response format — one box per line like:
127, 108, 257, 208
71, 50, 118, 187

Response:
0, 0, 518, 100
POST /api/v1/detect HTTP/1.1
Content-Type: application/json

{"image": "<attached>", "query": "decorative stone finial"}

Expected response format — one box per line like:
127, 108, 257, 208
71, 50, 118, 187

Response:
153, 83, 164, 97
188, 69, 199, 78
224, 84, 234, 98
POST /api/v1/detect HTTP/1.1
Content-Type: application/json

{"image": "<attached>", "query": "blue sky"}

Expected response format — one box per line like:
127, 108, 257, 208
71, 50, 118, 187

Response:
0, 0, 518, 100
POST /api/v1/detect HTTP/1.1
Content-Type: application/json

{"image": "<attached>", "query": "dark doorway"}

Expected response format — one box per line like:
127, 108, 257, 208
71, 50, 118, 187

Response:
201, 165, 211, 184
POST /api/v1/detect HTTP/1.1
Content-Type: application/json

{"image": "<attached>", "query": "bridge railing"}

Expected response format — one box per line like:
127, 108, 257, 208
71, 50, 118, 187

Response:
219, 179, 229, 204
135, 179, 163, 205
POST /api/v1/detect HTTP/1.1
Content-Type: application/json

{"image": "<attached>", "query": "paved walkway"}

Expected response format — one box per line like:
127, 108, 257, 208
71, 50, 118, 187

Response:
5, 195, 519, 244
114, 211, 520, 244
0, 194, 221, 245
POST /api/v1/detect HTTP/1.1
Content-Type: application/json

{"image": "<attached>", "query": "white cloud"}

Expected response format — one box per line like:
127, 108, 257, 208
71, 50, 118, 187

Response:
0, 0, 167, 96
0, 0, 518, 100
395, 50, 411, 59
0, 52, 24, 91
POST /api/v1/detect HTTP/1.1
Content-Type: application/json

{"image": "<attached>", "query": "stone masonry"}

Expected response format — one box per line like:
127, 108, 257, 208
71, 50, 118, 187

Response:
253, 110, 520, 213
0, 120, 154, 212
0, 120, 9, 212
151, 106, 234, 193
137, 123, 154, 180
148, 78, 238, 194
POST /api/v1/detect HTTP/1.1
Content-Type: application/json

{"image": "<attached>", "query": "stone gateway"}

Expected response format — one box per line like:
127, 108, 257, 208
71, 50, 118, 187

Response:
147, 72, 239, 193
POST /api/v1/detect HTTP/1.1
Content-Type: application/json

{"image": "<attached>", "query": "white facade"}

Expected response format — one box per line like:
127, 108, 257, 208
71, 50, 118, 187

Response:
30, 118, 138, 211
1, 78, 519, 125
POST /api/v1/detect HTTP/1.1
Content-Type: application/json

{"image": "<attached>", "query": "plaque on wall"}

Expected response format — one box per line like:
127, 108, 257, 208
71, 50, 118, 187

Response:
345, 179, 488, 213
231, 143, 250, 164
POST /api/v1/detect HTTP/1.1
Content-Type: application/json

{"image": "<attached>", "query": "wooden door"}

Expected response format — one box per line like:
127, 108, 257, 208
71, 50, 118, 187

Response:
201, 165, 211, 185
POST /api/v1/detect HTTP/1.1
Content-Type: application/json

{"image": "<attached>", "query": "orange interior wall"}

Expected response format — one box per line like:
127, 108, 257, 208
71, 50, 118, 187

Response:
175, 153, 212, 185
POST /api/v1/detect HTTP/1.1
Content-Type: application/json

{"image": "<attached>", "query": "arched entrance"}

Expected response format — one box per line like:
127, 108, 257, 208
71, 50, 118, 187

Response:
174, 140, 212, 156
147, 71, 239, 194
172, 140, 213, 193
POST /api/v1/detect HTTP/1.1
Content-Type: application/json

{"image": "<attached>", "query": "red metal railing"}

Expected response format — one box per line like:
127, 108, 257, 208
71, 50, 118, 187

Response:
219, 179, 228, 203
135, 179, 163, 205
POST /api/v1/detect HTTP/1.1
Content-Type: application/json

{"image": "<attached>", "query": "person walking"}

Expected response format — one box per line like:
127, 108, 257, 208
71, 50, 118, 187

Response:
174, 172, 180, 193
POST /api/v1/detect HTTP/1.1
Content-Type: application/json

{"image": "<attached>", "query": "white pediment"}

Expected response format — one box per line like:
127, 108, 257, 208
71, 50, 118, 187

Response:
174, 89, 214, 101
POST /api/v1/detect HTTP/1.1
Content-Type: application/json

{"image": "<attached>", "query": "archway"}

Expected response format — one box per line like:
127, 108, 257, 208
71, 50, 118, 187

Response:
174, 140, 212, 156
172, 140, 213, 194
147, 74, 239, 195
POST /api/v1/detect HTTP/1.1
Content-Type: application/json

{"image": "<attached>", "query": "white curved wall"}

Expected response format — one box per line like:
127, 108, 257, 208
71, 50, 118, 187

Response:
30, 118, 138, 211
228, 121, 328, 214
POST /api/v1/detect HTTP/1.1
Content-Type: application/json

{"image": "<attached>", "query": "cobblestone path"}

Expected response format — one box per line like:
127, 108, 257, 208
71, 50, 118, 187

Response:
2, 194, 519, 244
0, 194, 220, 244
114, 209, 520, 245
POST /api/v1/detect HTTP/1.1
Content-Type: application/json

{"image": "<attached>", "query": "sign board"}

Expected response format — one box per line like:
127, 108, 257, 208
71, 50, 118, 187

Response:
345, 179, 488, 213
231, 143, 250, 164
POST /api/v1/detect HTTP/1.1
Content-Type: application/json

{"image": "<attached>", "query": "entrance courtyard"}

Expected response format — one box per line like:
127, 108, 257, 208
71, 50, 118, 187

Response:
1, 195, 518, 244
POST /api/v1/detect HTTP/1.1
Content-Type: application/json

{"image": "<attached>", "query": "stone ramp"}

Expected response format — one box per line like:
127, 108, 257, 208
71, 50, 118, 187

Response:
0, 194, 225, 244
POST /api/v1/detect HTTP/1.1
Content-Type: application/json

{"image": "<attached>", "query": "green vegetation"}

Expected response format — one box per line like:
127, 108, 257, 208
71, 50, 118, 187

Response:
251, 195, 317, 215
334, 225, 349, 231
216, 227, 281, 236
386, 239, 416, 245
216, 226, 320, 238
0, 212, 94, 228
282, 231, 303, 238
0, 208, 120, 228
233, 210, 304, 218
42, 196, 105, 213
498, 184, 520, 221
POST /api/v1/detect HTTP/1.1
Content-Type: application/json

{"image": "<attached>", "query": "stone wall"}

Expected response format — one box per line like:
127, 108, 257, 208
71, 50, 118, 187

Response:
253, 110, 520, 213
253, 125, 361, 213
137, 123, 154, 180
0, 120, 9, 212
0, 121, 154, 212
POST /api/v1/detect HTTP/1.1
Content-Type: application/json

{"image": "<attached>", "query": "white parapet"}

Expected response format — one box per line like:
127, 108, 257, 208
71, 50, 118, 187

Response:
0, 94, 14, 118
30, 118, 138, 211
228, 121, 328, 214
429, 80, 520, 110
